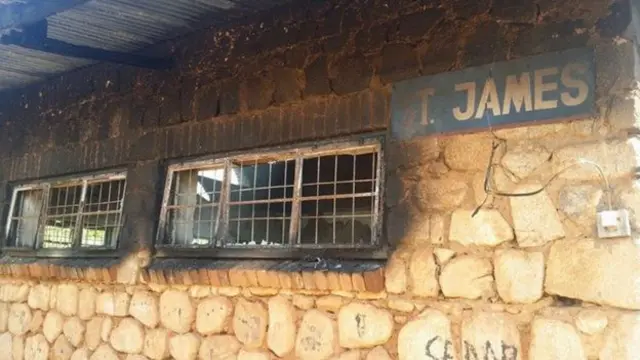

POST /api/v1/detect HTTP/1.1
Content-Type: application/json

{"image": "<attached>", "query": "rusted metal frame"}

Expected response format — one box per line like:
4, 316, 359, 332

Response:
288, 155, 303, 247
372, 142, 384, 246
4, 171, 126, 254
156, 135, 385, 255
215, 159, 232, 247
70, 179, 88, 249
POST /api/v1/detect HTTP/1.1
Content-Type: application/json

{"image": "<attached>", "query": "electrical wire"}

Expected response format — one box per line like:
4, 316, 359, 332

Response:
472, 141, 613, 217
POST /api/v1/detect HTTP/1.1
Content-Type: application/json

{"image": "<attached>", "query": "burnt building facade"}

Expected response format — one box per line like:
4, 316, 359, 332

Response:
0, 0, 639, 358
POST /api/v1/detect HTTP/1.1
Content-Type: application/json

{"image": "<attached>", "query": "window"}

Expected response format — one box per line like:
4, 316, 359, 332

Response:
4, 172, 127, 251
157, 140, 382, 256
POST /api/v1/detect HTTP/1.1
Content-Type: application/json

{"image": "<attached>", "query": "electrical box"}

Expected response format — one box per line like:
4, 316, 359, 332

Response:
596, 209, 631, 239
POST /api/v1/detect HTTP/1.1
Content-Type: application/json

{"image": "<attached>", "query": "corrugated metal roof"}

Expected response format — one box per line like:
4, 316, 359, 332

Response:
0, 0, 291, 90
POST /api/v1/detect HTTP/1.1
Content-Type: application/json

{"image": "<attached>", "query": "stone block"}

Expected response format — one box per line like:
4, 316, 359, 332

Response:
618, 181, 640, 231
24, 334, 49, 360
608, 93, 640, 132
52, 335, 73, 360
267, 296, 296, 357
575, 309, 608, 335
0, 302, 8, 332
240, 74, 274, 111
0, 333, 12, 360
444, 133, 494, 171
8, 304, 32, 336
387, 299, 414, 313
366, 346, 393, 360
85, 317, 106, 350
529, 318, 586, 360
196, 296, 232, 335
491, 0, 537, 21
78, 288, 97, 321
292, 295, 315, 310
198, 335, 241, 360
233, 299, 268, 349
449, 209, 513, 247
89, 344, 119, 360
96, 292, 130, 317
295, 310, 338, 360
56, 285, 78, 317
510, 185, 565, 247
63, 317, 85, 347
433, 248, 456, 266
169, 333, 200, 360
70, 348, 90, 360
110, 318, 144, 354
440, 255, 494, 300
384, 252, 407, 294
29, 310, 44, 333
101, 317, 112, 342
416, 172, 469, 211
28, 285, 50, 311
143, 328, 170, 360
338, 302, 393, 348
316, 296, 345, 314
159, 290, 194, 333
600, 313, 640, 359
558, 184, 603, 233
408, 248, 439, 298
129, 291, 159, 328
237, 349, 270, 360
552, 139, 639, 181
545, 238, 640, 309
494, 249, 544, 304
398, 309, 456, 360
461, 312, 521, 360
500, 142, 550, 179
12, 335, 23, 360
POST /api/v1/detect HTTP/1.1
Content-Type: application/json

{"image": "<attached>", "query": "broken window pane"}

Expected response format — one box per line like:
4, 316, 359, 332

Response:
165, 166, 224, 246
227, 158, 295, 246
6, 189, 44, 248
299, 152, 377, 247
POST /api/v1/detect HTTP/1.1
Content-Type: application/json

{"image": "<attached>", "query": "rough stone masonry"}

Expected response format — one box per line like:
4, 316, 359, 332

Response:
0, 0, 639, 359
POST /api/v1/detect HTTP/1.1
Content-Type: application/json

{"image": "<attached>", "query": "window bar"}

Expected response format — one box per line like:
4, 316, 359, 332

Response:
288, 156, 302, 247
157, 168, 174, 247
283, 159, 289, 246
315, 154, 320, 245
251, 159, 257, 244
372, 147, 382, 245
352, 154, 356, 246
35, 185, 50, 249
332, 154, 338, 245
195, 169, 205, 245
72, 181, 88, 248
100, 180, 107, 247
185, 169, 193, 245
172, 171, 181, 246
266, 162, 272, 245
215, 160, 231, 247
208, 170, 216, 247
4, 188, 19, 245
111, 180, 126, 248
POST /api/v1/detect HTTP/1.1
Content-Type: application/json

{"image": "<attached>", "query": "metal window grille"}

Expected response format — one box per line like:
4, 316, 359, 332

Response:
4, 173, 127, 250
158, 141, 382, 250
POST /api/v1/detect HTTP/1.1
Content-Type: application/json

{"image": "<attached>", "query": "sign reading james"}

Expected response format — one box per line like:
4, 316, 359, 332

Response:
390, 48, 595, 140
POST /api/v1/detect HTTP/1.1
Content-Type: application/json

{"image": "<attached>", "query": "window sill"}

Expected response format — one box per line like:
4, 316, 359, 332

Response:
144, 257, 386, 293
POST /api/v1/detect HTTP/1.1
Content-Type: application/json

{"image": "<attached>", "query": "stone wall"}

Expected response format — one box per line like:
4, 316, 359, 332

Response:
0, 0, 639, 359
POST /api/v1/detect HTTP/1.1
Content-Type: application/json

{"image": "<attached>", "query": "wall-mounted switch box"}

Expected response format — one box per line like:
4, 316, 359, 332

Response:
596, 209, 631, 239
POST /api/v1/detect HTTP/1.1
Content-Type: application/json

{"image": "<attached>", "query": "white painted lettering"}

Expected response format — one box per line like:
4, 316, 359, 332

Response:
475, 78, 501, 119
453, 82, 476, 121
534, 67, 559, 110
561, 63, 589, 106
502, 73, 532, 115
